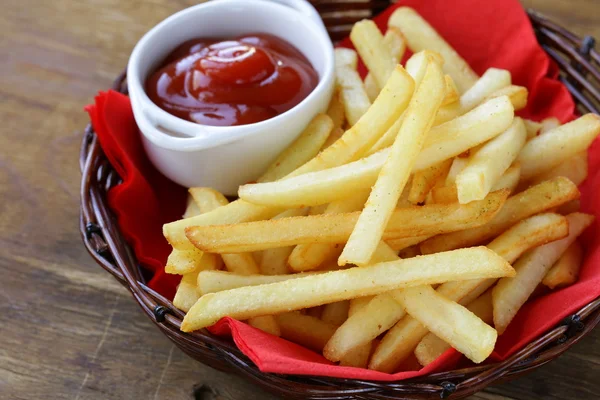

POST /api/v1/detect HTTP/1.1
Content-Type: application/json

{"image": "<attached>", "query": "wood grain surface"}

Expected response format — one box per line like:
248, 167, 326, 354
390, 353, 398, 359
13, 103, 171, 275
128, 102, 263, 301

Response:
1, 1, 599, 399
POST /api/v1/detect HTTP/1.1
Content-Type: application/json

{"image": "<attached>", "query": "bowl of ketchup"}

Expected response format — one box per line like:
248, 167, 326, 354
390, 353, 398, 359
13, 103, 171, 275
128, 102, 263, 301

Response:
127, 0, 334, 194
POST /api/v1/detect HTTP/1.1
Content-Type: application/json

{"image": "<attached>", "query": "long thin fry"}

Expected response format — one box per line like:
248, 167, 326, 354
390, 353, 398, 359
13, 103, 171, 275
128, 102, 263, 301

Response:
542, 241, 584, 289
187, 190, 508, 253
365, 28, 406, 101
258, 115, 333, 183
518, 114, 600, 180
421, 177, 579, 254
455, 117, 526, 203
493, 213, 595, 333
334, 48, 371, 126
414, 291, 493, 366
388, 7, 478, 92
276, 313, 338, 352
351, 20, 396, 90
288, 191, 369, 272
197, 270, 318, 295
340, 60, 446, 266
181, 247, 513, 331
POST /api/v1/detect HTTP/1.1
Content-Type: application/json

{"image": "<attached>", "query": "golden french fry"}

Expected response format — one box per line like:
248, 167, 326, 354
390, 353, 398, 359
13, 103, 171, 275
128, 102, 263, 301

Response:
197, 270, 318, 295
187, 190, 508, 253
445, 157, 468, 186
365, 28, 406, 101
189, 186, 228, 210
248, 315, 281, 336
456, 118, 526, 204
415, 96, 514, 171
388, 7, 478, 92
398, 245, 422, 259
529, 151, 588, 187
387, 235, 430, 252
240, 148, 388, 207
433, 164, 521, 204
340, 341, 374, 368
173, 270, 201, 313
221, 253, 260, 275
259, 208, 309, 275
524, 119, 542, 139
518, 114, 600, 180
293, 65, 415, 176
351, 20, 396, 90
493, 213, 595, 334
321, 301, 350, 326
485, 85, 528, 111
341, 60, 446, 266
421, 177, 580, 254
334, 48, 371, 126
289, 191, 369, 272
165, 248, 206, 275
371, 213, 567, 370
164, 200, 281, 250
389, 286, 497, 367
442, 75, 460, 106
433, 212, 569, 307
434, 68, 511, 125
258, 115, 334, 183
543, 240, 584, 289
323, 127, 344, 149
540, 117, 561, 134
349, 297, 374, 316
276, 312, 338, 352
181, 247, 514, 331
183, 194, 202, 218
326, 90, 345, 132
324, 293, 407, 362
408, 159, 453, 205
414, 291, 493, 366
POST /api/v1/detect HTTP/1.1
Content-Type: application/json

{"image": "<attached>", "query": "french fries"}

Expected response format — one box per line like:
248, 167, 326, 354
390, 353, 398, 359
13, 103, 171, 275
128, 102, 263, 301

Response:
181, 247, 513, 331
351, 20, 396, 90
259, 208, 309, 275
248, 315, 281, 337
187, 190, 508, 253
493, 213, 595, 334
295, 64, 414, 175
528, 151, 588, 187
276, 312, 337, 351
334, 48, 371, 126
173, 270, 202, 313
365, 28, 406, 101
455, 118, 526, 203
258, 115, 333, 183
169, 8, 597, 372
432, 164, 521, 204
388, 7, 478, 92
434, 68, 511, 125
421, 177, 579, 254
197, 270, 317, 295
543, 241, 584, 289
518, 114, 600, 180
321, 301, 350, 326
288, 191, 369, 272
369, 213, 567, 370
394, 285, 497, 364
340, 59, 446, 266
414, 291, 493, 366
408, 159, 453, 205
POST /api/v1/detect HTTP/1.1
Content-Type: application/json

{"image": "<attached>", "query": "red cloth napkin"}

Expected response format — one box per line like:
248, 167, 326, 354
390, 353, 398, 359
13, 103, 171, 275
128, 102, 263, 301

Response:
86, 0, 599, 381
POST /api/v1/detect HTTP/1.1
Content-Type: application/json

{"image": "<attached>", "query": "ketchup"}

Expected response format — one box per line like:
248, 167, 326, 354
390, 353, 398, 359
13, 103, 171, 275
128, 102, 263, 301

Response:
146, 34, 318, 126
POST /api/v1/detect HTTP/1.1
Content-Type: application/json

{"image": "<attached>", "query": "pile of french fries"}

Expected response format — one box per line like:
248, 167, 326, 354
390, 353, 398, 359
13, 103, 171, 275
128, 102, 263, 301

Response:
165, 7, 599, 372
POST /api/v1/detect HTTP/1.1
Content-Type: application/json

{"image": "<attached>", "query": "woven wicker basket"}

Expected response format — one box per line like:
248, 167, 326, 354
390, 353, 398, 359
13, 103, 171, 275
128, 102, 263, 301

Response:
80, 2, 600, 399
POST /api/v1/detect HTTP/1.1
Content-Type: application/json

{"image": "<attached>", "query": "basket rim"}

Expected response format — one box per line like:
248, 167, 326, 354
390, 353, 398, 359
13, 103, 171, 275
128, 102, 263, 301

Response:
79, 7, 600, 400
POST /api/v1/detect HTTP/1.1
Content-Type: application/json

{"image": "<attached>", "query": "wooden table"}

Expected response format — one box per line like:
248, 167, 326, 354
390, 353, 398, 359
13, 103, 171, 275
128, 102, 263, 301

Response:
1, 1, 599, 399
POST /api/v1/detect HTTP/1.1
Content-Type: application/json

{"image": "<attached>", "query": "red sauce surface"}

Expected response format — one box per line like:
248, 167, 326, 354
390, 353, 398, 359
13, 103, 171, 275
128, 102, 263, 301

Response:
145, 34, 318, 126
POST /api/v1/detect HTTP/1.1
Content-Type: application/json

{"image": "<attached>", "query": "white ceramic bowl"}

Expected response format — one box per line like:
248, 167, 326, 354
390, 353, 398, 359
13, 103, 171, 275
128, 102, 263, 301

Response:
127, 0, 335, 194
